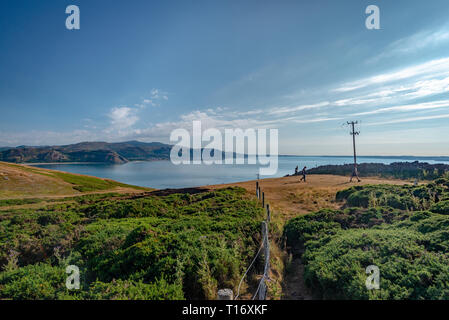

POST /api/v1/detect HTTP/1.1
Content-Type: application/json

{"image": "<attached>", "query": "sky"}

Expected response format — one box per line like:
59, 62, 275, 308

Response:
1, 0, 449, 156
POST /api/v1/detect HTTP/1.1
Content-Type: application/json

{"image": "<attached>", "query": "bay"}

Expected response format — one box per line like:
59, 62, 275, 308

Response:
31, 156, 449, 189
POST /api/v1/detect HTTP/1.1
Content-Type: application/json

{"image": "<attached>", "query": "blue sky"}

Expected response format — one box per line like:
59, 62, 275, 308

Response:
1, 0, 449, 155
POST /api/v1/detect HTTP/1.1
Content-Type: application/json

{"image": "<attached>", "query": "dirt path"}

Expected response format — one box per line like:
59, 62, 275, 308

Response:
282, 255, 313, 300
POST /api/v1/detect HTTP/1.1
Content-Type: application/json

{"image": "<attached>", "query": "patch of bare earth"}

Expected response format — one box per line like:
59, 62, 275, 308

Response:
282, 255, 313, 300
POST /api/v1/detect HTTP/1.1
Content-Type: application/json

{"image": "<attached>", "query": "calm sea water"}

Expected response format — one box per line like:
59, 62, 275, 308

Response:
31, 156, 449, 189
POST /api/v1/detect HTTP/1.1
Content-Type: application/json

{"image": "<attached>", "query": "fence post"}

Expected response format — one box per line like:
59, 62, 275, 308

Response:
262, 192, 265, 208
256, 181, 259, 199
258, 221, 269, 300
258, 281, 267, 300
263, 222, 270, 275
217, 288, 234, 300
266, 204, 270, 222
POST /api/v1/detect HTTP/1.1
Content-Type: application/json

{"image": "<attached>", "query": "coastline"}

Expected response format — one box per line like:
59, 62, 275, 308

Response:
23, 159, 170, 166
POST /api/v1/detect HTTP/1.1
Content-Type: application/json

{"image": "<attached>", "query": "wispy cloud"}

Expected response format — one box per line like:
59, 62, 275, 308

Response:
135, 88, 169, 108
354, 99, 449, 116
269, 101, 330, 115
367, 113, 449, 126
0, 130, 95, 146
335, 57, 449, 93
369, 27, 449, 63
292, 117, 343, 124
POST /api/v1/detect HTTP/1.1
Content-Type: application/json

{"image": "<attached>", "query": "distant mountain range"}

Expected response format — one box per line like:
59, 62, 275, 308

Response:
0, 141, 172, 164
1, 141, 448, 165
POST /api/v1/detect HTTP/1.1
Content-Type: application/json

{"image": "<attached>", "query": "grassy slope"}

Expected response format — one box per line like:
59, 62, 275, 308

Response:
0, 161, 150, 199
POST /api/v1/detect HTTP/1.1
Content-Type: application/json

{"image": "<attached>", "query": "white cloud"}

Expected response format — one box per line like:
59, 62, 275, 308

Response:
292, 117, 342, 124
367, 113, 449, 125
369, 27, 449, 63
0, 130, 95, 146
136, 88, 169, 108
108, 106, 139, 129
269, 101, 330, 115
354, 100, 449, 116
335, 57, 449, 93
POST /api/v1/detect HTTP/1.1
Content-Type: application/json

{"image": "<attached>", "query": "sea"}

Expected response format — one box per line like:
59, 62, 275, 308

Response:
31, 156, 449, 189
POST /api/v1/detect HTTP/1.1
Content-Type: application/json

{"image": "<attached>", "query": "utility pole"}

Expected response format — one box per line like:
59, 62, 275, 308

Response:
347, 121, 361, 182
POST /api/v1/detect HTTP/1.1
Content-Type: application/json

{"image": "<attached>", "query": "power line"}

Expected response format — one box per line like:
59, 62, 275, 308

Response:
347, 121, 361, 182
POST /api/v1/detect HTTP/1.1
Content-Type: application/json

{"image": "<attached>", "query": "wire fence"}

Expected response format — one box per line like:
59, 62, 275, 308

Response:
233, 181, 271, 300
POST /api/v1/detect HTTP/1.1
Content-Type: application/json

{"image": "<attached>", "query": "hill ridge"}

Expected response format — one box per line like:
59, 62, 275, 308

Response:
0, 141, 172, 164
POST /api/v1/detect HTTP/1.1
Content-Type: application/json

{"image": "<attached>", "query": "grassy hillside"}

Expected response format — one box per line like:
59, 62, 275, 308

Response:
283, 178, 449, 299
0, 187, 264, 300
0, 162, 149, 199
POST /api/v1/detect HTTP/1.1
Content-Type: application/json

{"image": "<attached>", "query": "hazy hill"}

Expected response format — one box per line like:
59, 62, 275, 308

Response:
0, 141, 172, 164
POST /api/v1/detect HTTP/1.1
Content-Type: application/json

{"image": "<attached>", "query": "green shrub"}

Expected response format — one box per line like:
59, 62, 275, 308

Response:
303, 228, 449, 300
79, 278, 184, 300
430, 201, 449, 215
0, 263, 69, 300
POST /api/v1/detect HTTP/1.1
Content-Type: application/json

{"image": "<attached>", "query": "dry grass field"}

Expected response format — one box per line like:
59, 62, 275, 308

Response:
204, 174, 414, 221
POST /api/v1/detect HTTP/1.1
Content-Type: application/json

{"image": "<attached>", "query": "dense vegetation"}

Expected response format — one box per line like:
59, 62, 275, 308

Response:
0, 187, 264, 300
283, 178, 449, 299
306, 161, 449, 180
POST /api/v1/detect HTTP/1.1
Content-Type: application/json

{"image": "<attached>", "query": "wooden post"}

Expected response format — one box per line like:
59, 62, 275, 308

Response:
259, 221, 269, 300
261, 221, 267, 248
262, 192, 265, 208
263, 222, 270, 275
258, 280, 267, 300
217, 288, 233, 300
256, 181, 259, 199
